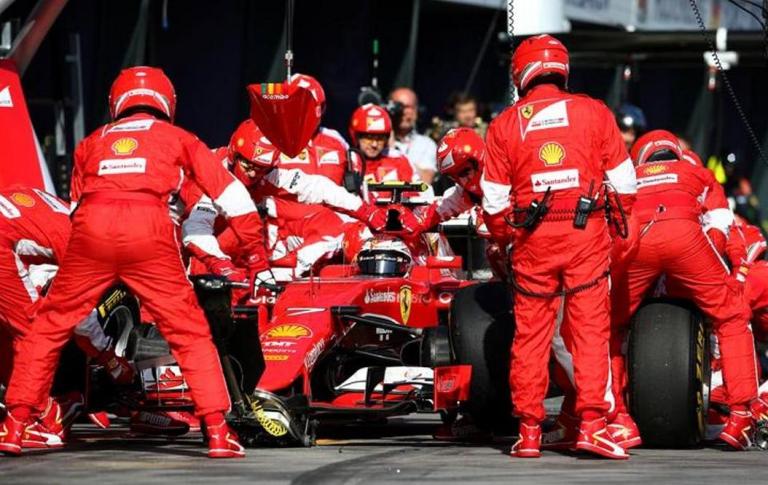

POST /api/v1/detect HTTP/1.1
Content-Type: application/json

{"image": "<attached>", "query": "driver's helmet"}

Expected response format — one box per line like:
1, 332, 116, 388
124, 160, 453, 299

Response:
356, 236, 413, 276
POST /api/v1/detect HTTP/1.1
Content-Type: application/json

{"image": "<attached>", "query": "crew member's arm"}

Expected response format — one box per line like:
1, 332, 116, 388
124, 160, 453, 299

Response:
699, 167, 733, 256
181, 133, 268, 273
418, 185, 473, 230
267, 168, 385, 229
481, 118, 514, 247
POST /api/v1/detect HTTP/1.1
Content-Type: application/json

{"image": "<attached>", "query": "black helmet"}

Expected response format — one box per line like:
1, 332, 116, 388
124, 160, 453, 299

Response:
356, 237, 413, 277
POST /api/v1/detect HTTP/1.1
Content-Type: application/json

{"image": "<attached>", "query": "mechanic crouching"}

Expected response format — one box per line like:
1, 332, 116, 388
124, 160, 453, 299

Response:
609, 130, 759, 450
481, 35, 638, 459
0, 67, 270, 458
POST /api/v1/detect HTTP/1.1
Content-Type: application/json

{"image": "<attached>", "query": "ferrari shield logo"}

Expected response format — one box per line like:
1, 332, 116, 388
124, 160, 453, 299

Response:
399, 286, 413, 324
521, 104, 534, 119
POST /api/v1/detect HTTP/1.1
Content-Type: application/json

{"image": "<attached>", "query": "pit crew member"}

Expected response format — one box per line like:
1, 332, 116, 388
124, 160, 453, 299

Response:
0, 66, 267, 459
481, 35, 637, 459
0, 187, 132, 447
610, 130, 759, 450
348, 104, 430, 201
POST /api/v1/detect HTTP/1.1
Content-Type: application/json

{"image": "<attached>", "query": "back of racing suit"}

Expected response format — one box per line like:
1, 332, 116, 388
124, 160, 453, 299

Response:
481, 84, 637, 423
5, 113, 268, 417
610, 159, 758, 412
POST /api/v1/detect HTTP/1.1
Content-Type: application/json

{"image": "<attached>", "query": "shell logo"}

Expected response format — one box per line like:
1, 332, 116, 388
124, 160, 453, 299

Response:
10, 193, 35, 208
236, 137, 245, 148
539, 142, 565, 166
111, 137, 138, 156
643, 164, 668, 175
265, 324, 312, 339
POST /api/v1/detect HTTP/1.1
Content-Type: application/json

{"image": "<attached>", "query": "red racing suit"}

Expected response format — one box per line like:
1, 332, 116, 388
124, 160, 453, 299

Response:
5, 113, 268, 417
610, 159, 758, 412
277, 127, 351, 185
0, 187, 115, 386
481, 84, 638, 423
183, 151, 370, 278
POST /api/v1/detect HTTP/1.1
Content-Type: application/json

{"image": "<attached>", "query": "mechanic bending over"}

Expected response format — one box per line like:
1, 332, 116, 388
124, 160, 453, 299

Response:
607, 130, 760, 451
0, 66, 269, 459
481, 35, 638, 459
0, 187, 133, 448
182, 119, 421, 280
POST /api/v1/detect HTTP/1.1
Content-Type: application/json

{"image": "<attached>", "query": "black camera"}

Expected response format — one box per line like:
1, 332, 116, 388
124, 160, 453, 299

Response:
385, 100, 404, 127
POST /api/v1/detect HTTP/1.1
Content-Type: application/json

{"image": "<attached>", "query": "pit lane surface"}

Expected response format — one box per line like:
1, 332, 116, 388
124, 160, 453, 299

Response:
2, 413, 765, 485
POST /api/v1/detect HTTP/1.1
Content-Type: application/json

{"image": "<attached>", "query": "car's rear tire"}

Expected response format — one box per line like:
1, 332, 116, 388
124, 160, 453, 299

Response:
449, 282, 515, 432
628, 299, 709, 448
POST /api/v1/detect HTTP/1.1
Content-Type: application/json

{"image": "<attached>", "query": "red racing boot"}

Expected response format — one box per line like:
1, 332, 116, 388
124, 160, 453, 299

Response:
541, 412, 578, 451
719, 410, 754, 450
21, 419, 64, 449
0, 412, 25, 456
204, 413, 245, 459
88, 412, 111, 429
608, 413, 642, 450
38, 398, 65, 441
510, 422, 542, 458
575, 417, 629, 459
751, 395, 768, 422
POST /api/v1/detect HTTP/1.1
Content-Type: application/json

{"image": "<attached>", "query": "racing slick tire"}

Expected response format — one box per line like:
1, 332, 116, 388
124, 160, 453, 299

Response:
449, 282, 514, 432
628, 298, 709, 448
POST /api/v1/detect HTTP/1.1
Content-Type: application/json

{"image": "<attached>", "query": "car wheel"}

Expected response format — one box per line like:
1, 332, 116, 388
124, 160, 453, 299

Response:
628, 298, 709, 448
449, 282, 515, 432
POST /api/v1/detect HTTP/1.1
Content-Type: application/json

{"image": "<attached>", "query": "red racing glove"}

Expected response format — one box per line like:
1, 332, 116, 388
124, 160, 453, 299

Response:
354, 203, 389, 232
397, 207, 422, 235
207, 257, 247, 282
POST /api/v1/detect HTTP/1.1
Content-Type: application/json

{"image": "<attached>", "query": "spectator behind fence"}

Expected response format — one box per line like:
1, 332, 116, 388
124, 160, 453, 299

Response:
428, 92, 488, 142
388, 87, 438, 184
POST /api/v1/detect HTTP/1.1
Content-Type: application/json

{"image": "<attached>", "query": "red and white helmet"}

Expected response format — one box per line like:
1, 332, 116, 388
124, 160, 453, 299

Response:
109, 66, 176, 121
512, 34, 569, 93
630, 130, 683, 165
348, 103, 392, 145
437, 127, 485, 195
290, 73, 326, 112
228, 119, 280, 182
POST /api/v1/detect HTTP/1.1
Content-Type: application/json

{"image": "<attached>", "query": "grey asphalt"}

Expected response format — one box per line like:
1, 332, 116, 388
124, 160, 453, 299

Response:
2, 413, 766, 484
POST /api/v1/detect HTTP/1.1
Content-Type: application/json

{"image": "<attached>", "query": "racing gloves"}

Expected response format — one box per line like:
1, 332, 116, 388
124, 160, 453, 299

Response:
353, 203, 389, 232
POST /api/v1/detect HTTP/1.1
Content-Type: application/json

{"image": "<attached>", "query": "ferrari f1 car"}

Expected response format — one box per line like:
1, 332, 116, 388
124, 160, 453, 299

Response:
86, 183, 515, 446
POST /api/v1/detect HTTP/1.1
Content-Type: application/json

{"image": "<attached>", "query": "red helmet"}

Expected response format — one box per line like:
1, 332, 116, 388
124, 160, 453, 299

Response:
682, 149, 703, 166
512, 34, 569, 93
289, 73, 326, 113
348, 103, 392, 145
109, 66, 176, 121
228, 119, 280, 182
437, 127, 485, 195
630, 130, 683, 165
